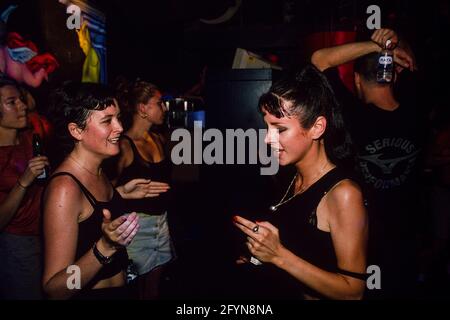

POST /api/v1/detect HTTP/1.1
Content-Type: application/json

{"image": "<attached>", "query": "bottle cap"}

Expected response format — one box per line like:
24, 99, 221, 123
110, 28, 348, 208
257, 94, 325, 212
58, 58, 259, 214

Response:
386, 39, 392, 49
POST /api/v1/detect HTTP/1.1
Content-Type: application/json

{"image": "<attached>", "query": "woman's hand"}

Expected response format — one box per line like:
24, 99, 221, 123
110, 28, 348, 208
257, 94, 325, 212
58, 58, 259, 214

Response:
101, 210, 139, 248
233, 216, 285, 264
117, 179, 170, 199
19, 156, 49, 187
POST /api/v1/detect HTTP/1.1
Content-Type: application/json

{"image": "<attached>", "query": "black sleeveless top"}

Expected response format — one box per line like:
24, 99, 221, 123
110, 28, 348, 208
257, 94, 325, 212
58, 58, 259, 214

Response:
116, 135, 171, 215
46, 172, 129, 289
250, 167, 361, 299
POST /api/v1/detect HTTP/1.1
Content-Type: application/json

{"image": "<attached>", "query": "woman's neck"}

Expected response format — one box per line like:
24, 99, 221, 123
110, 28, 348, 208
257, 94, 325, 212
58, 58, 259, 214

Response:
127, 115, 152, 139
294, 142, 335, 187
0, 127, 19, 146
68, 148, 103, 177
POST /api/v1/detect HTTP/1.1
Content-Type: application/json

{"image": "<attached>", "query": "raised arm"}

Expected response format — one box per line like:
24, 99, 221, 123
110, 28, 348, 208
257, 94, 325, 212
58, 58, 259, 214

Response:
311, 29, 400, 72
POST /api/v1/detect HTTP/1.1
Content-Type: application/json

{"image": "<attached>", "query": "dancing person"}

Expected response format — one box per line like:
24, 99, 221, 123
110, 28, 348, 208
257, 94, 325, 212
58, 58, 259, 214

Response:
234, 64, 368, 300
42, 82, 155, 300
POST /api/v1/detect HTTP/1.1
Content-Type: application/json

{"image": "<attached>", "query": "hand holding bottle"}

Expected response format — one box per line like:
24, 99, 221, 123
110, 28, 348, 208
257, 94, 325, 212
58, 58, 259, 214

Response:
18, 156, 50, 187
371, 28, 398, 49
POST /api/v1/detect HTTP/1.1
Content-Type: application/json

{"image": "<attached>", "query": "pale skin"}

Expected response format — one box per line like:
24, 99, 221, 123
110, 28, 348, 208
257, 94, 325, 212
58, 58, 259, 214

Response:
234, 109, 368, 300
42, 103, 159, 299
0, 85, 49, 230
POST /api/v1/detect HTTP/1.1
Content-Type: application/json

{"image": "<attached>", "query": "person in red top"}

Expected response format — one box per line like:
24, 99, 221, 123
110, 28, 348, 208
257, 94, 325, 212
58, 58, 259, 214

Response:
0, 78, 49, 299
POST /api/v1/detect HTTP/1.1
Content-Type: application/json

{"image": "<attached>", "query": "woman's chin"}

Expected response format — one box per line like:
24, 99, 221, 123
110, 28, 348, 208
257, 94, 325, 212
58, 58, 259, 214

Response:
278, 153, 289, 166
104, 145, 120, 157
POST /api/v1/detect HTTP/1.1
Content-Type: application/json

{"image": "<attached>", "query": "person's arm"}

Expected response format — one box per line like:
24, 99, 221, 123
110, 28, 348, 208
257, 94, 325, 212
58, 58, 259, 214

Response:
311, 28, 401, 72
42, 176, 139, 300
0, 156, 49, 230
312, 41, 380, 72
234, 180, 368, 300
113, 138, 170, 199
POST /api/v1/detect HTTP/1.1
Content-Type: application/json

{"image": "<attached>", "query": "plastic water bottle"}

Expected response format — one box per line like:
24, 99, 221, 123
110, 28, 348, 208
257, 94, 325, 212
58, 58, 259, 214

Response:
377, 40, 394, 83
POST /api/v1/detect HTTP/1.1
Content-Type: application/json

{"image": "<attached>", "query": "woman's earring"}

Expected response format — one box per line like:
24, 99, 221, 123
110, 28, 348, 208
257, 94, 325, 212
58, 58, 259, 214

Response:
140, 113, 148, 119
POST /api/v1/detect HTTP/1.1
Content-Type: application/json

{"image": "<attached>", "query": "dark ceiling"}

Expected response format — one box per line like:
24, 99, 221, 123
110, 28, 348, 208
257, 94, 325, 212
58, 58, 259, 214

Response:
1, 0, 448, 93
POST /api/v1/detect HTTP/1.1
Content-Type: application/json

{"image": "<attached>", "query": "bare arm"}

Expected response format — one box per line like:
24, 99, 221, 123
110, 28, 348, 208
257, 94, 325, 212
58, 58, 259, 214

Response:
0, 156, 49, 230
42, 176, 139, 299
42, 176, 115, 299
312, 41, 380, 72
311, 28, 401, 72
234, 180, 368, 300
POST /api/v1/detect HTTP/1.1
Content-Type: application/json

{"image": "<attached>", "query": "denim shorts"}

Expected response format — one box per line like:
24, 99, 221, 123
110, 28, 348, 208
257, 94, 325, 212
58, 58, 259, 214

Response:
0, 232, 43, 300
126, 212, 175, 275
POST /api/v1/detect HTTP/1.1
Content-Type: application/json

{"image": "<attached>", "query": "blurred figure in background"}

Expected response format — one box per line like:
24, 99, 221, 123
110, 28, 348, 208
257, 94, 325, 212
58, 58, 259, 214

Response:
111, 80, 174, 300
0, 78, 49, 299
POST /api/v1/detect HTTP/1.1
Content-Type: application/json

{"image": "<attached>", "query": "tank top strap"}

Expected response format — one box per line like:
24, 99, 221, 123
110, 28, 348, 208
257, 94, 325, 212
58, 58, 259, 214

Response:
122, 135, 140, 159
47, 172, 98, 207
307, 167, 351, 227
315, 168, 349, 197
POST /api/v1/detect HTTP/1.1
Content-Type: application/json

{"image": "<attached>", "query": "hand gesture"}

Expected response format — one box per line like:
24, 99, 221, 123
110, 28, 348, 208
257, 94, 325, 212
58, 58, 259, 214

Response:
19, 156, 49, 187
101, 210, 139, 247
371, 28, 398, 49
119, 179, 170, 199
233, 216, 284, 264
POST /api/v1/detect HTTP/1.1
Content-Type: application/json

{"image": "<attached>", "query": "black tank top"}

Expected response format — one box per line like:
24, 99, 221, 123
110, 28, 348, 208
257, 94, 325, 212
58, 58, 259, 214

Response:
46, 172, 129, 288
116, 135, 171, 215
249, 167, 358, 299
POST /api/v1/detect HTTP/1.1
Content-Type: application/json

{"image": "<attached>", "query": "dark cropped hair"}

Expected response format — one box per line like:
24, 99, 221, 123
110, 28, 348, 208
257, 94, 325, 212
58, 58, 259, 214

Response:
48, 82, 116, 160
114, 78, 159, 130
258, 64, 354, 168
354, 52, 379, 83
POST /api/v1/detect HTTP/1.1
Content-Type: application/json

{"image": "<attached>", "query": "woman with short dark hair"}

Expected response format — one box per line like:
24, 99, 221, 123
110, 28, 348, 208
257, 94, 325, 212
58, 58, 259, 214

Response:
234, 65, 368, 300
42, 82, 154, 300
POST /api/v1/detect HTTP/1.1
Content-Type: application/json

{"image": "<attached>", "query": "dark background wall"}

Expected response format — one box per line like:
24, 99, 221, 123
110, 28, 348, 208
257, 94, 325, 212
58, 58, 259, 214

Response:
1, 0, 448, 97
1, 0, 449, 298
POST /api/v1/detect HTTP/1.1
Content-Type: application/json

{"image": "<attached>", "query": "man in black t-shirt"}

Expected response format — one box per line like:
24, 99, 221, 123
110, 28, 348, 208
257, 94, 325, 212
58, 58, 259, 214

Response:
311, 29, 424, 298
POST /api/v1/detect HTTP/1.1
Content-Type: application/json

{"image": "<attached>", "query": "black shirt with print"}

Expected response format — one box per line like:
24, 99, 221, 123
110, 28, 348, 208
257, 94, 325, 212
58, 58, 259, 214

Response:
323, 68, 425, 225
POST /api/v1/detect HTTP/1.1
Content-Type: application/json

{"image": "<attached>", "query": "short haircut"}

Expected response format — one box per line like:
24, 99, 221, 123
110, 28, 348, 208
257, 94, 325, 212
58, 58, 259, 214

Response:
48, 82, 116, 159
353, 52, 379, 83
